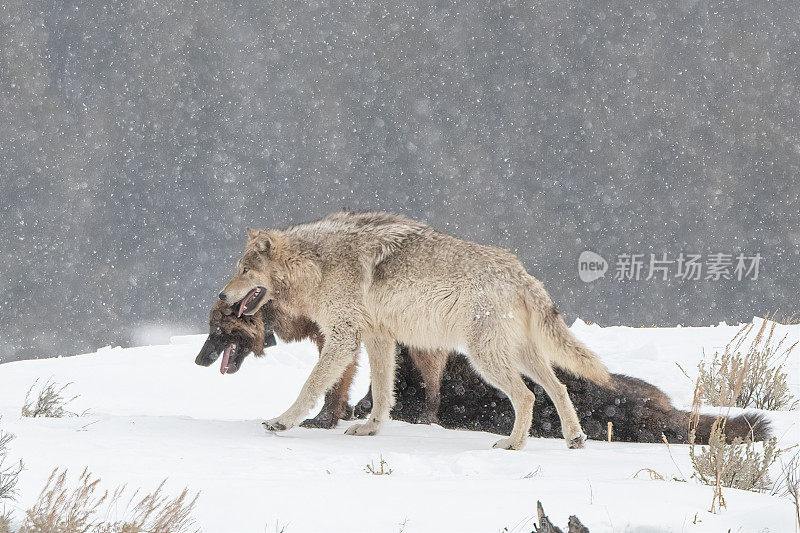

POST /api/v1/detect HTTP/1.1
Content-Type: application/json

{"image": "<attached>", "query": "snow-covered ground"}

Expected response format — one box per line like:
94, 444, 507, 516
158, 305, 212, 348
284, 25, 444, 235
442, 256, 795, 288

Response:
0, 318, 797, 532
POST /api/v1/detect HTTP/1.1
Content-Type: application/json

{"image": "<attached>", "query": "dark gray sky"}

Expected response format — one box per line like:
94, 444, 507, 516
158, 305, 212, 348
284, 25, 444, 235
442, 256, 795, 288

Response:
1, 0, 798, 362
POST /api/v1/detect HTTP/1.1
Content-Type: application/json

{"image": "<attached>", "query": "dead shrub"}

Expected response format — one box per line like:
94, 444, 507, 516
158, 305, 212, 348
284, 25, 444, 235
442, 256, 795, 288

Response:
21, 380, 82, 418
17, 468, 199, 533
789, 459, 800, 533
690, 418, 780, 492
0, 419, 23, 527
102, 481, 199, 533
20, 468, 107, 533
770, 452, 800, 532
697, 318, 797, 410
364, 455, 392, 476
688, 381, 781, 513
0, 513, 13, 533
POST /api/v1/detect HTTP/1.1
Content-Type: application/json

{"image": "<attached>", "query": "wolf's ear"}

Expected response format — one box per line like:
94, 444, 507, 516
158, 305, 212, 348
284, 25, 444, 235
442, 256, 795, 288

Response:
246, 227, 271, 253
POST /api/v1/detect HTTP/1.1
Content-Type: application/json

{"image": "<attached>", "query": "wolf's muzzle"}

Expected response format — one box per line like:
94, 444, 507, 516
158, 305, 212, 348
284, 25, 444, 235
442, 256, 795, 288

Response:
195, 337, 222, 367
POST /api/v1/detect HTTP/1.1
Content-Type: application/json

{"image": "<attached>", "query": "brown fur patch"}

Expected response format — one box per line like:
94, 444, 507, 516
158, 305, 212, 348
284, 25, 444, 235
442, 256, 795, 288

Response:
210, 300, 267, 355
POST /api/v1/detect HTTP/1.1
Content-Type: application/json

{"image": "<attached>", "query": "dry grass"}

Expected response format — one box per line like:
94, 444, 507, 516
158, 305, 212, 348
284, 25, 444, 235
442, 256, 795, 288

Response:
364, 456, 392, 476
697, 318, 797, 410
15, 468, 199, 533
789, 459, 800, 533
105, 481, 199, 533
688, 379, 781, 513
0, 513, 13, 533
20, 468, 107, 532
632, 468, 665, 481
689, 417, 780, 492
771, 452, 800, 532
21, 380, 82, 418
0, 419, 23, 529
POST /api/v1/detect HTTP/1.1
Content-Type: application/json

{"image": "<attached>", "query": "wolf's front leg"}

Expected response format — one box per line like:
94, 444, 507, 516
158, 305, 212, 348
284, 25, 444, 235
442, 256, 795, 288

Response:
344, 334, 395, 437
263, 334, 360, 432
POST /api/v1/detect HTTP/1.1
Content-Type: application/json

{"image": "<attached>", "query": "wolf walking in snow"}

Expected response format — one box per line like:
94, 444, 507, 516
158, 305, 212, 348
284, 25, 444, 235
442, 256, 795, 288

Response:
218, 211, 610, 449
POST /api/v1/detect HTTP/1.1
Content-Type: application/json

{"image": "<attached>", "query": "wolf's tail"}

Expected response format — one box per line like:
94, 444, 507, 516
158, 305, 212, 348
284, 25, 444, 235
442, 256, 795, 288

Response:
533, 304, 611, 385
690, 412, 772, 444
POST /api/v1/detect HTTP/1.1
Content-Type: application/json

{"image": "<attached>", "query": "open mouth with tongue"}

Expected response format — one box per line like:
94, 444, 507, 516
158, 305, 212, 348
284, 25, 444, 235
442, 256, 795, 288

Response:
196, 337, 269, 375
235, 287, 267, 317
219, 343, 237, 374
195, 339, 248, 375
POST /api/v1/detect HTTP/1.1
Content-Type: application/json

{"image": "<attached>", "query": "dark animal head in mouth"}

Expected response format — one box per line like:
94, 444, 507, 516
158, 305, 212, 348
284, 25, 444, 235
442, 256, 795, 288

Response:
195, 301, 276, 374
235, 286, 267, 317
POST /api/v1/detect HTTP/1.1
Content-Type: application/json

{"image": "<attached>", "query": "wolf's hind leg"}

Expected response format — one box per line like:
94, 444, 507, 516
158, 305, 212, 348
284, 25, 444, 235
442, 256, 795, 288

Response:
468, 353, 535, 450
521, 347, 586, 448
264, 334, 359, 432
345, 334, 395, 437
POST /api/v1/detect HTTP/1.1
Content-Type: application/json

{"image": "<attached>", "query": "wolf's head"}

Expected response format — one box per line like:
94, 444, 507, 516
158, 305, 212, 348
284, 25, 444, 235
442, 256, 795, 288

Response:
194, 300, 277, 374
218, 228, 284, 317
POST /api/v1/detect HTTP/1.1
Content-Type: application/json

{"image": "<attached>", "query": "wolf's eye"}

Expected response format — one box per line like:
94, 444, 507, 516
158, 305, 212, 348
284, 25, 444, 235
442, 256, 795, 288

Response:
242, 267, 249, 274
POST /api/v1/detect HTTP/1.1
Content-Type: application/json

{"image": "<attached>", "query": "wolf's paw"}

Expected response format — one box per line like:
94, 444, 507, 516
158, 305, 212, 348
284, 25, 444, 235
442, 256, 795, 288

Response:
344, 420, 382, 436
492, 437, 524, 450
567, 432, 587, 449
263, 418, 293, 432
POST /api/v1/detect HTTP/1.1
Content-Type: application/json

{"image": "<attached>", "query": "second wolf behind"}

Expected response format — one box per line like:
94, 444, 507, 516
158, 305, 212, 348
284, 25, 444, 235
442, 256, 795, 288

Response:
357, 351, 770, 444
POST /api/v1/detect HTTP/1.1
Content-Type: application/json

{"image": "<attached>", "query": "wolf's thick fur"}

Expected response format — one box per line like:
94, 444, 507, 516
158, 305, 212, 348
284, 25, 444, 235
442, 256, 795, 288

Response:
220, 211, 610, 449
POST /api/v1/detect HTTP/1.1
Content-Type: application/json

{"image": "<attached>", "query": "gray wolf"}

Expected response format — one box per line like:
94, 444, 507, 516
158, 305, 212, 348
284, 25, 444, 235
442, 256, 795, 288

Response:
218, 211, 611, 449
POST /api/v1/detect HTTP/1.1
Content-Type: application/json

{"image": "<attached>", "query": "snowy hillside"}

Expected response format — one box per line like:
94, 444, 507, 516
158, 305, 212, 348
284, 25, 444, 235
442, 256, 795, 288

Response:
0, 319, 797, 532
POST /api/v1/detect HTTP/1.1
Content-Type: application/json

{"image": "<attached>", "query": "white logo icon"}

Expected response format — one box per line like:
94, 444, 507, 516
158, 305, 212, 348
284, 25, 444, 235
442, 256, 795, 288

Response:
578, 251, 607, 283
